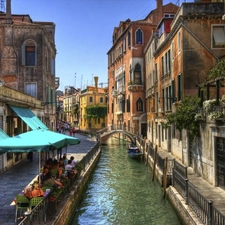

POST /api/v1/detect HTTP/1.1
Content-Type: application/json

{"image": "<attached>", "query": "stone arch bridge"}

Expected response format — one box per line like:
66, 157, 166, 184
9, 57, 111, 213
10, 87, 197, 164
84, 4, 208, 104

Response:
97, 125, 136, 145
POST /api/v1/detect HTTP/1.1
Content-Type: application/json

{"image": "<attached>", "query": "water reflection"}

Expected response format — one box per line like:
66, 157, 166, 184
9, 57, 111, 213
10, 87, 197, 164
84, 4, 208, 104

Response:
71, 139, 182, 225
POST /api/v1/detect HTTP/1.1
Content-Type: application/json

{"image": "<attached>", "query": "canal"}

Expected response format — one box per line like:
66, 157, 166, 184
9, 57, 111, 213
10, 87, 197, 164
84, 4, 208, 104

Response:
71, 138, 183, 225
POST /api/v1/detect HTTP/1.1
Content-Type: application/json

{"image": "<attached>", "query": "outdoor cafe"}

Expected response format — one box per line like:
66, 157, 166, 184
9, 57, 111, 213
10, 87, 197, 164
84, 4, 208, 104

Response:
0, 105, 81, 223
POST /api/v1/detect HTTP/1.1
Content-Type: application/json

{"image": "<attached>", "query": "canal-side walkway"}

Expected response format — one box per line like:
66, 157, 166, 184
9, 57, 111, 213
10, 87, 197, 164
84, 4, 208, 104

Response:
1, 133, 225, 225
157, 148, 225, 224
0, 133, 96, 225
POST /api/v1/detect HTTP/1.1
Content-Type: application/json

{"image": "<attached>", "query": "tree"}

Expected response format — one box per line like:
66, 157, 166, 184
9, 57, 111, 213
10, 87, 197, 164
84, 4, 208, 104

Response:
164, 95, 201, 140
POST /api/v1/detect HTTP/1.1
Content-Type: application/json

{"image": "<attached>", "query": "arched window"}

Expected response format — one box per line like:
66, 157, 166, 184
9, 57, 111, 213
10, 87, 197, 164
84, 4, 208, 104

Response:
21, 40, 37, 66
136, 97, 143, 112
136, 28, 143, 44
134, 63, 141, 84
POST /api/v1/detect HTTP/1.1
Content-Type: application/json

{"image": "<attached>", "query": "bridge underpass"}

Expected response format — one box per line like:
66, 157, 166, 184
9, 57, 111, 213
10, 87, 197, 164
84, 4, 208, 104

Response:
99, 128, 136, 145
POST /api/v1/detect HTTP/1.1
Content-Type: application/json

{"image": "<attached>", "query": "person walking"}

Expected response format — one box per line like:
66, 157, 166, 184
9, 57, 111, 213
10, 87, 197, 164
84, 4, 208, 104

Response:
72, 127, 76, 137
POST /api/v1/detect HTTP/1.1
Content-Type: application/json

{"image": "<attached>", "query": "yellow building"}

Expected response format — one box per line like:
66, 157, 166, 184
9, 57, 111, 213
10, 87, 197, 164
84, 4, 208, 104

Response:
80, 77, 107, 132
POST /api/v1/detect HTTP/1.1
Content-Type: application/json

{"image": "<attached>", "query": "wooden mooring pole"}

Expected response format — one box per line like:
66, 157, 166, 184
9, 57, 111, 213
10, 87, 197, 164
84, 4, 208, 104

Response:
163, 157, 168, 199
152, 145, 158, 181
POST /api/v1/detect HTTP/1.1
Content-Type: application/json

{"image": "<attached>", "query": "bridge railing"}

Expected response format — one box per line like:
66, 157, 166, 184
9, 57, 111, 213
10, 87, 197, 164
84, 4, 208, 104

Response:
109, 124, 136, 135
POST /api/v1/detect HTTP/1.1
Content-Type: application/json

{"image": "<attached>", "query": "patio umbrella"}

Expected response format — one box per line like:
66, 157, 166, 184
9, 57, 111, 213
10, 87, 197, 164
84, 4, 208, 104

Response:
14, 129, 80, 149
0, 135, 50, 153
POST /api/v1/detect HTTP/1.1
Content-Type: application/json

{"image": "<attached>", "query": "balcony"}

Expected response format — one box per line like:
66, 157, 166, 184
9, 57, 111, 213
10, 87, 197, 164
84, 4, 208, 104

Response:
128, 81, 144, 92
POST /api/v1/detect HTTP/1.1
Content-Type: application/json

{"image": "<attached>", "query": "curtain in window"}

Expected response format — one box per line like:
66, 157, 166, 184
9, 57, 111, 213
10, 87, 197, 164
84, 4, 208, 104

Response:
25, 83, 37, 98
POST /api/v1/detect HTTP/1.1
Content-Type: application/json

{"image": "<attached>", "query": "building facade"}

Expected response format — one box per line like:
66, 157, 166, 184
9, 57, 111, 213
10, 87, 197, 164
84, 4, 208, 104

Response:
107, 0, 178, 136
0, 0, 59, 171
80, 77, 107, 132
144, 0, 225, 187
0, 0, 58, 131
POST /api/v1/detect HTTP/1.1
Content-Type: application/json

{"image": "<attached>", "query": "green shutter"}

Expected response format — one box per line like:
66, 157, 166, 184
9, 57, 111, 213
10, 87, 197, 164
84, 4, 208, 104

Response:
21, 45, 25, 65
171, 79, 175, 103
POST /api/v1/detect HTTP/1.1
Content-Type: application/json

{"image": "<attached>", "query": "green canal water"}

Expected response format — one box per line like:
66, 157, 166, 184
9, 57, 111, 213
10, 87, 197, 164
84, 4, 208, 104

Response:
71, 138, 183, 225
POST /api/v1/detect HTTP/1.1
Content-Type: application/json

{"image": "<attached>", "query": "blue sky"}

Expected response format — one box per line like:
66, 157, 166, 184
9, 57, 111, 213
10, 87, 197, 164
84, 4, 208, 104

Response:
10, 0, 193, 91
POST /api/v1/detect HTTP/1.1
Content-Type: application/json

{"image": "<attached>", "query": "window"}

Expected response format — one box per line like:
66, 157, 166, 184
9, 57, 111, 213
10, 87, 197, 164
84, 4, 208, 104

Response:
26, 46, 35, 66
127, 97, 130, 112
128, 31, 131, 46
212, 25, 225, 48
177, 74, 182, 101
89, 96, 93, 103
134, 63, 141, 84
171, 41, 174, 60
100, 97, 104, 103
123, 38, 126, 52
136, 97, 143, 112
178, 32, 181, 52
22, 40, 37, 66
161, 56, 164, 77
25, 83, 37, 98
136, 28, 143, 44
155, 63, 158, 81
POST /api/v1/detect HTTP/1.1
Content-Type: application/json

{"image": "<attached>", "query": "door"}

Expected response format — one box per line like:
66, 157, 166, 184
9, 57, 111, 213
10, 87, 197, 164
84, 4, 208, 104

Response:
141, 123, 147, 138
216, 137, 225, 189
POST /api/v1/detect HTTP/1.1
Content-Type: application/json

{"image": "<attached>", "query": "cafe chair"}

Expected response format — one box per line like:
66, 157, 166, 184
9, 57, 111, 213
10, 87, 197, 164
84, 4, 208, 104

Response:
29, 197, 45, 223
15, 194, 30, 222
29, 197, 44, 210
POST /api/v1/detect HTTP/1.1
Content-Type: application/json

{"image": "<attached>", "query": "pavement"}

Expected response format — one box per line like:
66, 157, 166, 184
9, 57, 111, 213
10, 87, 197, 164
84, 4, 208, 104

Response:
157, 149, 225, 221
1, 132, 225, 225
0, 132, 97, 225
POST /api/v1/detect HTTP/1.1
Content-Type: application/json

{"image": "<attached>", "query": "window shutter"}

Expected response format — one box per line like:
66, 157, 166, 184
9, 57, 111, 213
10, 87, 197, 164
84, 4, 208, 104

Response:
171, 79, 175, 103
35, 46, 37, 66
178, 74, 182, 101
51, 58, 55, 75
21, 45, 25, 65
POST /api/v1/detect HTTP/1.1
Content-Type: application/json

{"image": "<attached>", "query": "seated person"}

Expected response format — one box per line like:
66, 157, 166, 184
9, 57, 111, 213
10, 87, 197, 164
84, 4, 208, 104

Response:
65, 160, 73, 172
39, 166, 51, 185
50, 159, 60, 179
65, 160, 76, 179
24, 180, 44, 199
70, 156, 77, 168
42, 171, 64, 188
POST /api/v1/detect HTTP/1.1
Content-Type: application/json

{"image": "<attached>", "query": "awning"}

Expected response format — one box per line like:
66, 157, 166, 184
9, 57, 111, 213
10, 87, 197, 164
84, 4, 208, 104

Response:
0, 129, 80, 154
10, 105, 48, 130
14, 129, 80, 149
0, 129, 10, 140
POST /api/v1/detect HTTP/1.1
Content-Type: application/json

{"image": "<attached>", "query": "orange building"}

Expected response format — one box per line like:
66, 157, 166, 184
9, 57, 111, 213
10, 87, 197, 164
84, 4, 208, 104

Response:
107, 0, 178, 137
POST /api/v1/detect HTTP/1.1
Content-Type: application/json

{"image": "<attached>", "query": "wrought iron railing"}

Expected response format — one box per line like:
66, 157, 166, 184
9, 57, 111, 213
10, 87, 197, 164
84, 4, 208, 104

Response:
137, 136, 225, 225
173, 160, 225, 225
18, 141, 100, 225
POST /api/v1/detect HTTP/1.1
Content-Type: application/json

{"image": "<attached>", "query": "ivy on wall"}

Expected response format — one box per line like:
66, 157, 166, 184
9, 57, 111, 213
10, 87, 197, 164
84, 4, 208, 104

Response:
207, 60, 225, 81
85, 105, 107, 120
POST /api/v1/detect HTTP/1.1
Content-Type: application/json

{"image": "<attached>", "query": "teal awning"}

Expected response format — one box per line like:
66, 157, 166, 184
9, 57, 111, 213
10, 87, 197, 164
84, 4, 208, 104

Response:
10, 105, 48, 130
0, 129, 10, 140
15, 129, 81, 149
0, 129, 80, 153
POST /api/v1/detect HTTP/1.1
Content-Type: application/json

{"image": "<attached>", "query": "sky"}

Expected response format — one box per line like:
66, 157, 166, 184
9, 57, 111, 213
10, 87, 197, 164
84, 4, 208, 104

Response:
9, 0, 193, 91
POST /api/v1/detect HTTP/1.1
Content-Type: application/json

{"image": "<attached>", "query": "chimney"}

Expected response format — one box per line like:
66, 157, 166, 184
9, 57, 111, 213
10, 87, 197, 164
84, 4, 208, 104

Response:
156, 0, 163, 24
94, 76, 98, 89
156, 0, 163, 9
6, 0, 12, 24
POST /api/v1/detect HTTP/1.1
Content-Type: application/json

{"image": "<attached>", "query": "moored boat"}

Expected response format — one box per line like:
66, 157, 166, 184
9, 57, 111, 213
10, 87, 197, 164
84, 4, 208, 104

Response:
127, 146, 143, 159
